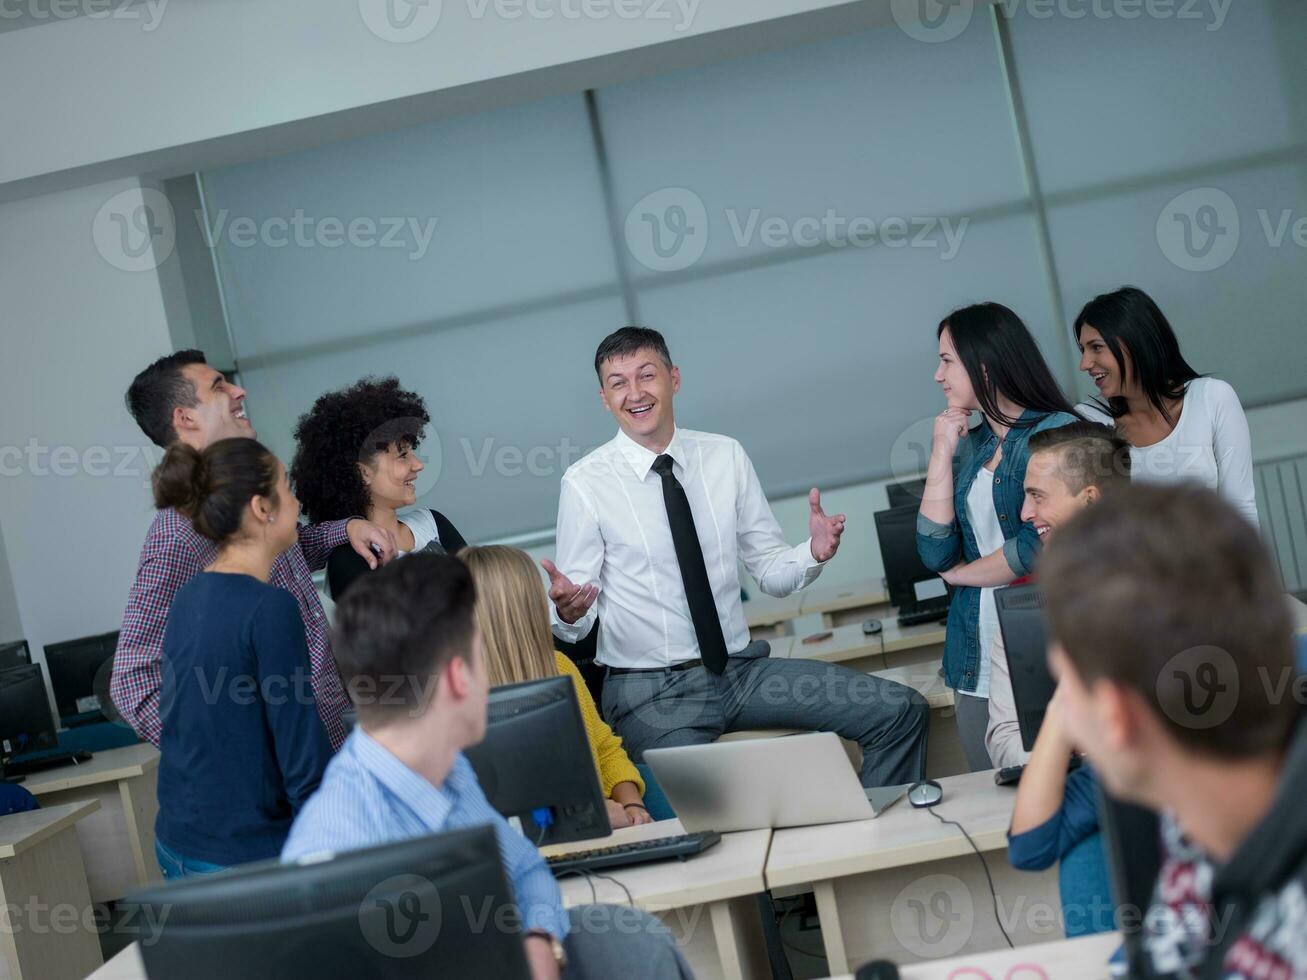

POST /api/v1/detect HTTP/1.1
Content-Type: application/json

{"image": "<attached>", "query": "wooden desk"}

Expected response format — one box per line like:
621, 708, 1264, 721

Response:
799, 577, 892, 628
766, 770, 1060, 974
0, 800, 103, 980
823, 930, 1122, 979
743, 591, 804, 639
545, 819, 773, 980
773, 620, 947, 673
21, 744, 160, 903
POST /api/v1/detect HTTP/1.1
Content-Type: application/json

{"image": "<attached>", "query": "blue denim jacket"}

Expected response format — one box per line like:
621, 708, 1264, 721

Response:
917, 409, 1077, 693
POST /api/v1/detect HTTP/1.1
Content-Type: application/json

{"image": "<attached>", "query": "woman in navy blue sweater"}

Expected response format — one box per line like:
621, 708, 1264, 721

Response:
153, 438, 333, 878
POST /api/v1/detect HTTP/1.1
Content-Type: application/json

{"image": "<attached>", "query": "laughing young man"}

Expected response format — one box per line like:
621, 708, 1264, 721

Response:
112, 350, 394, 750
543, 327, 927, 788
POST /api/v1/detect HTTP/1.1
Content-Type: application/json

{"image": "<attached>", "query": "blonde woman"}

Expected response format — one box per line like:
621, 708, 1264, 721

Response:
460, 545, 653, 829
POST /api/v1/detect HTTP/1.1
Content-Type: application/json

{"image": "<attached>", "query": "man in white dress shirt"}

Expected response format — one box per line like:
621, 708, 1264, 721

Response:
543, 327, 928, 788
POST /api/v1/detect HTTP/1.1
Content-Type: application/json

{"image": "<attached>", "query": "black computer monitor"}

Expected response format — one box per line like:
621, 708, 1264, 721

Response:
0, 639, 31, 671
127, 825, 530, 980
0, 664, 59, 759
44, 630, 119, 727
886, 479, 927, 509
1095, 782, 1162, 978
465, 675, 610, 846
873, 504, 949, 614
995, 584, 1057, 752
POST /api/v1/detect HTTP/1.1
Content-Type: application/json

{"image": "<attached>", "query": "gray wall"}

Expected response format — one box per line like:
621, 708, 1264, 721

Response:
200, 0, 1307, 541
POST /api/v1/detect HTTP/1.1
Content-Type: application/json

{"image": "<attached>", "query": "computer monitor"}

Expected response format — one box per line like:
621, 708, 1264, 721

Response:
0, 639, 31, 671
0, 664, 59, 760
465, 675, 610, 846
127, 825, 530, 980
995, 584, 1057, 752
1095, 781, 1162, 978
873, 504, 950, 615
44, 630, 119, 727
886, 479, 927, 509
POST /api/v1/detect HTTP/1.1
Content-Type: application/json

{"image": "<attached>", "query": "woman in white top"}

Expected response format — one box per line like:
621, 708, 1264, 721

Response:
1074, 286, 1259, 528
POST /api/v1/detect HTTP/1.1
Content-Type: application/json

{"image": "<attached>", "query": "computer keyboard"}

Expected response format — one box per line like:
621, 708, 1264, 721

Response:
897, 606, 950, 627
4, 749, 92, 777
546, 831, 722, 876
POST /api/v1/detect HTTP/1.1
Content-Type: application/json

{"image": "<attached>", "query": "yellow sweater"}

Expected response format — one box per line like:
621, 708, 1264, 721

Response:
554, 653, 645, 798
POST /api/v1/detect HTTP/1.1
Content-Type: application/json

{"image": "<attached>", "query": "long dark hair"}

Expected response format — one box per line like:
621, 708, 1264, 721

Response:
154, 438, 281, 544
1074, 286, 1201, 424
939, 303, 1077, 430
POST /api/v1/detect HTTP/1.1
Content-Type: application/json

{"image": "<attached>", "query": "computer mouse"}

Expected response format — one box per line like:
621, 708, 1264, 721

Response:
856, 960, 900, 980
862, 619, 883, 636
908, 780, 943, 808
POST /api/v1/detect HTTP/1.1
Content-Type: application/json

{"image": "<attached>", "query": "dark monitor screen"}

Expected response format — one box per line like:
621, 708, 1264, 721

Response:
886, 479, 927, 509
874, 504, 949, 611
1095, 782, 1162, 978
465, 675, 610, 847
45, 630, 119, 724
995, 584, 1057, 752
129, 825, 530, 980
0, 664, 59, 757
0, 639, 31, 671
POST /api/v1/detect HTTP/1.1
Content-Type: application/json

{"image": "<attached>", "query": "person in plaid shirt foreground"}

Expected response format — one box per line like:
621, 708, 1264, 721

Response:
111, 350, 397, 751
1040, 484, 1307, 980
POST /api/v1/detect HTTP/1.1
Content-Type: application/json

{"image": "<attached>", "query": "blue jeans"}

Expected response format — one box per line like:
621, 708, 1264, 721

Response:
155, 839, 229, 880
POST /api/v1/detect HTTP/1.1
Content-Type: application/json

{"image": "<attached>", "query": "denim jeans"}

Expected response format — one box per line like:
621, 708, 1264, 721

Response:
155, 839, 229, 880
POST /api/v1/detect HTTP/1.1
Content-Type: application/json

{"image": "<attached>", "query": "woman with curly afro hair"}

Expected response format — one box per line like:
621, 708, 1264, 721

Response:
291, 377, 467, 600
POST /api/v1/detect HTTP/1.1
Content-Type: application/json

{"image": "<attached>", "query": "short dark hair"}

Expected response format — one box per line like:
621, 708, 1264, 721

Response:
1027, 421, 1132, 497
290, 377, 430, 524
594, 326, 673, 383
331, 554, 477, 727
1041, 484, 1296, 759
152, 438, 281, 543
126, 350, 208, 448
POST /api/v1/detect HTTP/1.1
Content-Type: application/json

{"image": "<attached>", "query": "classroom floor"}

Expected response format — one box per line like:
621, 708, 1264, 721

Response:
775, 892, 832, 979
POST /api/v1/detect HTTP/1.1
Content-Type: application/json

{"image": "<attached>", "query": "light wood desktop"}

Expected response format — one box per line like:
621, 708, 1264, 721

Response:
766, 769, 1060, 974
797, 577, 892, 628
742, 590, 805, 639
88, 820, 774, 980
823, 930, 1122, 980
0, 800, 103, 980
20, 744, 161, 903
543, 819, 773, 980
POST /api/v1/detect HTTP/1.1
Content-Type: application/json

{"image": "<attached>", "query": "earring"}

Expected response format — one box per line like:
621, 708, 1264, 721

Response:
268, 516, 275, 524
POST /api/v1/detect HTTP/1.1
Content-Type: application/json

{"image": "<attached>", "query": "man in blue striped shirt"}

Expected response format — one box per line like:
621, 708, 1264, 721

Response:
283, 554, 692, 980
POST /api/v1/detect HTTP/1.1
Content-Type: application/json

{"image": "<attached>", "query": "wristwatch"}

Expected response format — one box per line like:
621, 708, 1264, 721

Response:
525, 929, 568, 970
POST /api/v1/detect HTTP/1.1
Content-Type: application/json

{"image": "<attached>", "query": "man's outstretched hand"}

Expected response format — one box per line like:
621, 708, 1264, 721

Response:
541, 559, 599, 624
809, 489, 846, 563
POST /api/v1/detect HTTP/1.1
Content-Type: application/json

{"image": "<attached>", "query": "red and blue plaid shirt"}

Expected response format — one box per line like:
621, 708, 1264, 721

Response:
111, 508, 352, 750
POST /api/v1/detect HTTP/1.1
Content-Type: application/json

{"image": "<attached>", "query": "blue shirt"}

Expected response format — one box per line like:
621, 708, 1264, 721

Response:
917, 409, 1077, 692
156, 573, 333, 866
281, 730, 570, 940
1007, 764, 1100, 871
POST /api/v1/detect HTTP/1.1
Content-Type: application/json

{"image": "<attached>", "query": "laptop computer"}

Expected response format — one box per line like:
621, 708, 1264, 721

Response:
643, 732, 909, 834
995, 583, 1057, 751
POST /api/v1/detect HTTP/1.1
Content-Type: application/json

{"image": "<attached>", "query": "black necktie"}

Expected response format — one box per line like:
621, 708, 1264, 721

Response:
651, 454, 729, 674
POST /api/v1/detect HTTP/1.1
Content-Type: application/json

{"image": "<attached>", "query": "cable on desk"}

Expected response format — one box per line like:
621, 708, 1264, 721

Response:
552, 868, 635, 907
926, 806, 1014, 949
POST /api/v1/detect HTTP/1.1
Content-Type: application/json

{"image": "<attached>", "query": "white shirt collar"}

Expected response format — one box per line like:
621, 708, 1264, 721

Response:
614, 425, 687, 482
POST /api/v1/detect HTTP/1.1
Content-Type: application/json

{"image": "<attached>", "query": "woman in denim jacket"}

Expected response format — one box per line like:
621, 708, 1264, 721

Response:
917, 303, 1078, 770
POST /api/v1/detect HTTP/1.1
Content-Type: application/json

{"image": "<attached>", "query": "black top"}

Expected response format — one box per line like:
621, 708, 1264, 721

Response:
326, 510, 467, 600
156, 573, 333, 865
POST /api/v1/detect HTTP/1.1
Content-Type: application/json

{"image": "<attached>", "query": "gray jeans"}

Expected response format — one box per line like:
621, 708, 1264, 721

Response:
564, 905, 693, 980
602, 641, 929, 788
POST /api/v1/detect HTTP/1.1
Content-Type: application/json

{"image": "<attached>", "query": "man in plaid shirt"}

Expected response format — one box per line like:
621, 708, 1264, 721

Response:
112, 350, 396, 750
